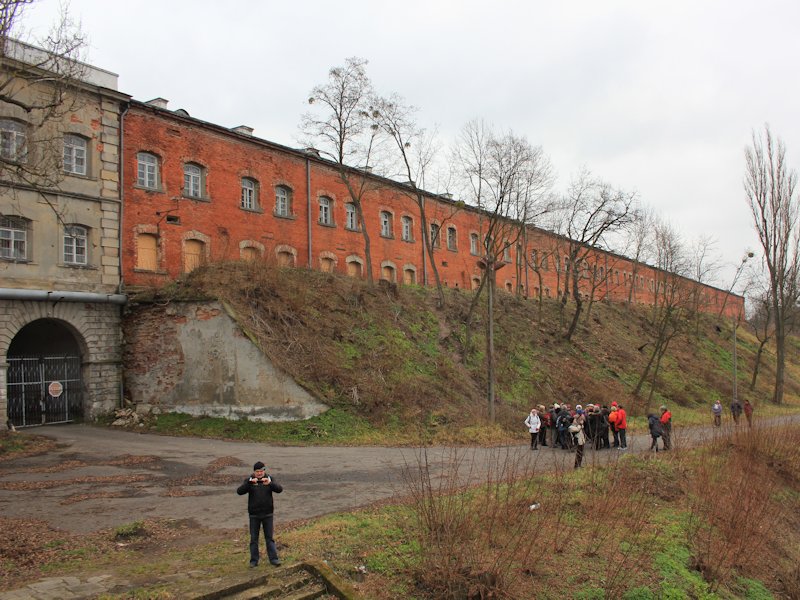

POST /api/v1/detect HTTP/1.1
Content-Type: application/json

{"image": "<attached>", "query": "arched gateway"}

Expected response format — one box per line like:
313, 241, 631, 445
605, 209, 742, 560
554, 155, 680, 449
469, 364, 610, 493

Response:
6, 319, 86, 427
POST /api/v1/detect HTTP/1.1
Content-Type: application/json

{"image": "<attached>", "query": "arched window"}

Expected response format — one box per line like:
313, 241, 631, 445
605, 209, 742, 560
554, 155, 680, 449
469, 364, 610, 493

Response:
403, 268, 416, 285
63, 225, 88, 265
0, 215, 29, 261
320, 257, 335, 273
471, 276, 481, 290
346, 259, 363, 278
136, 152, 159, 189
241, 247, 259, 261
345, 202, 358, 230
241, 178, 258, 210
430, 223, 441, 248
136, 233, 158, 271
275, 186, 292, 217
470, 233, 479, 255
183, 239, 205, 272
0, 119, 26, 162
401, 216, 413, 242
447, 227, 457, 251
381, 264, 396, 282
380, 211, 393, 238
277, 250, 294, 267
63, 134, 87, 175
183, 163, 205, 198
319, 196, 333, 225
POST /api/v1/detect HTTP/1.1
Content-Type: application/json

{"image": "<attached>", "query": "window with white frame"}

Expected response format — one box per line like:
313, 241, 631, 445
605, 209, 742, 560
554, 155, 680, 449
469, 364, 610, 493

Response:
275, 185, 292, 217
380, 211, 393, 237
430, 223, 440, 247
183, 163, 204, 198
63, 225, 88, 265
0, 119, 26, 162
63, 134, 87, 175
0, 216, 28, 260
470, 233, 479, 255
136, 152, 159, 189
319, 196, 333, 225
401, 216, 413, 241
503, 242, 511, 262
447, 226, 457, 251
345, 202, 358, 230
241, 178, 258, 210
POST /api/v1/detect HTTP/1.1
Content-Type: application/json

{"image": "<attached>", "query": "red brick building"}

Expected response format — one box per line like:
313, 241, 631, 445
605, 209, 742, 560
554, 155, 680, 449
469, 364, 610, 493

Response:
121, 99, 743, 318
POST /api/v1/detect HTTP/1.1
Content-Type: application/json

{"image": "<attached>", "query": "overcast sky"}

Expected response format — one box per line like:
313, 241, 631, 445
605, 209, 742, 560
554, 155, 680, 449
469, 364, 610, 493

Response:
18, 0, 800, 289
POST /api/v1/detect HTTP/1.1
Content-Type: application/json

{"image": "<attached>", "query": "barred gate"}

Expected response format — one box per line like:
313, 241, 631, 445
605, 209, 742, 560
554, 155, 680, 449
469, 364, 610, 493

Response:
6, 356, 83, 427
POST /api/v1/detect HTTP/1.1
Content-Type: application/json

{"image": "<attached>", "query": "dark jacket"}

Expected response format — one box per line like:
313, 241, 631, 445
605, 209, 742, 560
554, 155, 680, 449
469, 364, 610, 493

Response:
237, 475, 283, 515
647, 415, 663, 437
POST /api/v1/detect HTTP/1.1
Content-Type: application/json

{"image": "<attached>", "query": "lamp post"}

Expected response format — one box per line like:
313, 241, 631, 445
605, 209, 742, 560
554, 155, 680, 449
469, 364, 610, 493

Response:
729, 251, 754, 405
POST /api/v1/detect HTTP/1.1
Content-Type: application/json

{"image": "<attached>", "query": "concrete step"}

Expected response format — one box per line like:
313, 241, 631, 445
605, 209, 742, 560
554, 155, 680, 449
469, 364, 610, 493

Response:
223, 570, 317, 600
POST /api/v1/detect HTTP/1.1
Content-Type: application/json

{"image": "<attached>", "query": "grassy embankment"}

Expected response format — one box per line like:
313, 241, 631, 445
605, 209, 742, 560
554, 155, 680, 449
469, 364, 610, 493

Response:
121, 261, 800, 445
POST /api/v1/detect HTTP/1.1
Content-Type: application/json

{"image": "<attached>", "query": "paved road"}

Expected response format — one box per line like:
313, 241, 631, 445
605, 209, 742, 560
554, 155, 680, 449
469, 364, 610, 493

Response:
0, 418, 794, 534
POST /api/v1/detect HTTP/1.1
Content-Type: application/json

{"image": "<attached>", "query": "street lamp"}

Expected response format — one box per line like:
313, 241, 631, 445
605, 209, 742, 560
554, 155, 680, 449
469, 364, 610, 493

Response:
730, 251, 754, 407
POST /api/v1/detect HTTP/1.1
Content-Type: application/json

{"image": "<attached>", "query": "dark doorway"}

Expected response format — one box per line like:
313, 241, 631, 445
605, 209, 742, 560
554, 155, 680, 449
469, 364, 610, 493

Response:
6, 319, 84, 427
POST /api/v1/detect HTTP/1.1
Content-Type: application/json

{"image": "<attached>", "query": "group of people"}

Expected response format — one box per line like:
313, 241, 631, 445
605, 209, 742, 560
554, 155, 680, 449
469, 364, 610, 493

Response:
712, 398, 754, 427
525, 401, 673, 468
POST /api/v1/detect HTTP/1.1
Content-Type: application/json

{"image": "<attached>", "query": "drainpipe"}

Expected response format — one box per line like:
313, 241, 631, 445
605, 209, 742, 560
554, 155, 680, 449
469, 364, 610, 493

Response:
306, 156, 312, 269
0, 289, 127, 304
117, 100, 130, 410
421, 195, 427, 285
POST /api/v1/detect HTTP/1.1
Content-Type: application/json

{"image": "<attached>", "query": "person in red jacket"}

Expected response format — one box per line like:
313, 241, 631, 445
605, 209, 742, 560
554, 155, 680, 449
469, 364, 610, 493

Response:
616, 404, 628, 450
608, 404, 620, 448
659, 405, 672, 450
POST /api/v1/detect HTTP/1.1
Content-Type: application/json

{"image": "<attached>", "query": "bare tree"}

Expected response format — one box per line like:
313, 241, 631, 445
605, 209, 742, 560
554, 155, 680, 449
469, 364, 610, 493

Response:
747, 281, 774, 393
301, 58, 381, 284
744, 125, 800, 404
556, 169, 637, 342
0, 0, 88, 220
633, 220, 691, 409
370, 93, 451, 306
455, 121, 549, 422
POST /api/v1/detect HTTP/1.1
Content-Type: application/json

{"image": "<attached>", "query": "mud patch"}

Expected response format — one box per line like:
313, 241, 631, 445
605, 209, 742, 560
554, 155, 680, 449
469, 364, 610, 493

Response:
0, 474, 151, 491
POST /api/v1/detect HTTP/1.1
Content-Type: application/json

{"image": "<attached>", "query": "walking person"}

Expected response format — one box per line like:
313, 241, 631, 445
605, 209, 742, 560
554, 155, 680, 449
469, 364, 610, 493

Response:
549, 404, 560, 448
525, 408, 541, 450
647, 413, 663, 452
237, 461, 283, 568
712, 400, 722, 427
730, 399, 743, 425
743, 399, 754, 427
659, 405, 672, 450
616, 403, 628, 450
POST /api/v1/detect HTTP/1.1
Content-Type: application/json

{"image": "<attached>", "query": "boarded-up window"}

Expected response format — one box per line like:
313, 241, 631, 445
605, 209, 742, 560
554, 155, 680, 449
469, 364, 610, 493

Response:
320, 257, 335, 273
471, 277, 481, 290
277, 250, 294, 267
381, 265, 395, 282
183, 239, 204, 273
136, 233, 157, 271
241, 247, 258, 261
403, 269, 416, 285
347, 261, 362, 278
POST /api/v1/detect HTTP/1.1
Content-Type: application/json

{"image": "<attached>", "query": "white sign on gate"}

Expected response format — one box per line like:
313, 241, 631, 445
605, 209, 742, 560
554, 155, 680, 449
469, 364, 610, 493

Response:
48, 381, 63, 398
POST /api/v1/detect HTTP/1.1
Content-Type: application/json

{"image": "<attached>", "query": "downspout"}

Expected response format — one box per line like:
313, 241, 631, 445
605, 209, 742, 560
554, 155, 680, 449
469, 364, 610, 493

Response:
421, 195, 427, 285
306, 156, 312, 269
117, 100, 130, 410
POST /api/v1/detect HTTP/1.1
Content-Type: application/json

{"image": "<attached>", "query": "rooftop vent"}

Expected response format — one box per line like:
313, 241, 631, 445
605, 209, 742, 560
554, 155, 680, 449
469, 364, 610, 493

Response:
174, 108, 190, 117
232, 125, 254, 136
303, 147, 320, 157
441, 192, 453, 199
146, 97, 169, 109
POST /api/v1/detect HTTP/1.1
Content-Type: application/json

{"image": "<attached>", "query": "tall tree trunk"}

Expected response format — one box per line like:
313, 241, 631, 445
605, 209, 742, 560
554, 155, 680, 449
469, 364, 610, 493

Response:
487, 265, 496, 423
417, 195, 444, 308
750, 340, 767, 391
565, 268, 583, 341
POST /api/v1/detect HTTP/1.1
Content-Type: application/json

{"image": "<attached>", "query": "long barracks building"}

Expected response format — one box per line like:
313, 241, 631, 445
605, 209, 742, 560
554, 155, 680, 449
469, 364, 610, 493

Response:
122, 98, 743, 318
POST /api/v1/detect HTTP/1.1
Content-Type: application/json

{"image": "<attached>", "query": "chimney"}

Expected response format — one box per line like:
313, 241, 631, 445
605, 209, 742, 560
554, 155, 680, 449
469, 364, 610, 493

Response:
232, 125, 254, 137
146, 97, 169, 109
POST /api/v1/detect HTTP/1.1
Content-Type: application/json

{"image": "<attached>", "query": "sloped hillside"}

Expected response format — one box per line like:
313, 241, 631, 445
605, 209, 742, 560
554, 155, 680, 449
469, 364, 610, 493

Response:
130, 261, 800, 440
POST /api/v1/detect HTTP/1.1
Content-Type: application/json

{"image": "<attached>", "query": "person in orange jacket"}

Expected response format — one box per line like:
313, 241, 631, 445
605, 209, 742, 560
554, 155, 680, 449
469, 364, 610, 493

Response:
608, 404, 620, 448
616, 403, 628, 450
659, 405, 672, 450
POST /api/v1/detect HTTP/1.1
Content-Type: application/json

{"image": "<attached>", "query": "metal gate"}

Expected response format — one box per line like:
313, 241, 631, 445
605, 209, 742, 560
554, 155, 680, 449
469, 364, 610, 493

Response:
6, 356, 83, 427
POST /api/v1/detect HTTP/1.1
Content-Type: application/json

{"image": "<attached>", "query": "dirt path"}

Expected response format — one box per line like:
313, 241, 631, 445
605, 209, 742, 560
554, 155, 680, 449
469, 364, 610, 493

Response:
1, 417, 796, 534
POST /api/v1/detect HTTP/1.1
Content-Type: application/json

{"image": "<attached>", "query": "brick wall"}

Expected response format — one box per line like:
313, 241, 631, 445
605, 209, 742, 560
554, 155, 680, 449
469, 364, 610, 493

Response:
121, 103, 744, 319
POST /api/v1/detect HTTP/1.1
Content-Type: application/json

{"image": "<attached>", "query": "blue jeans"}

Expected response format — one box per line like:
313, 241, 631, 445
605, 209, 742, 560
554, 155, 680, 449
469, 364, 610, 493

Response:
249, 514, 279, 564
